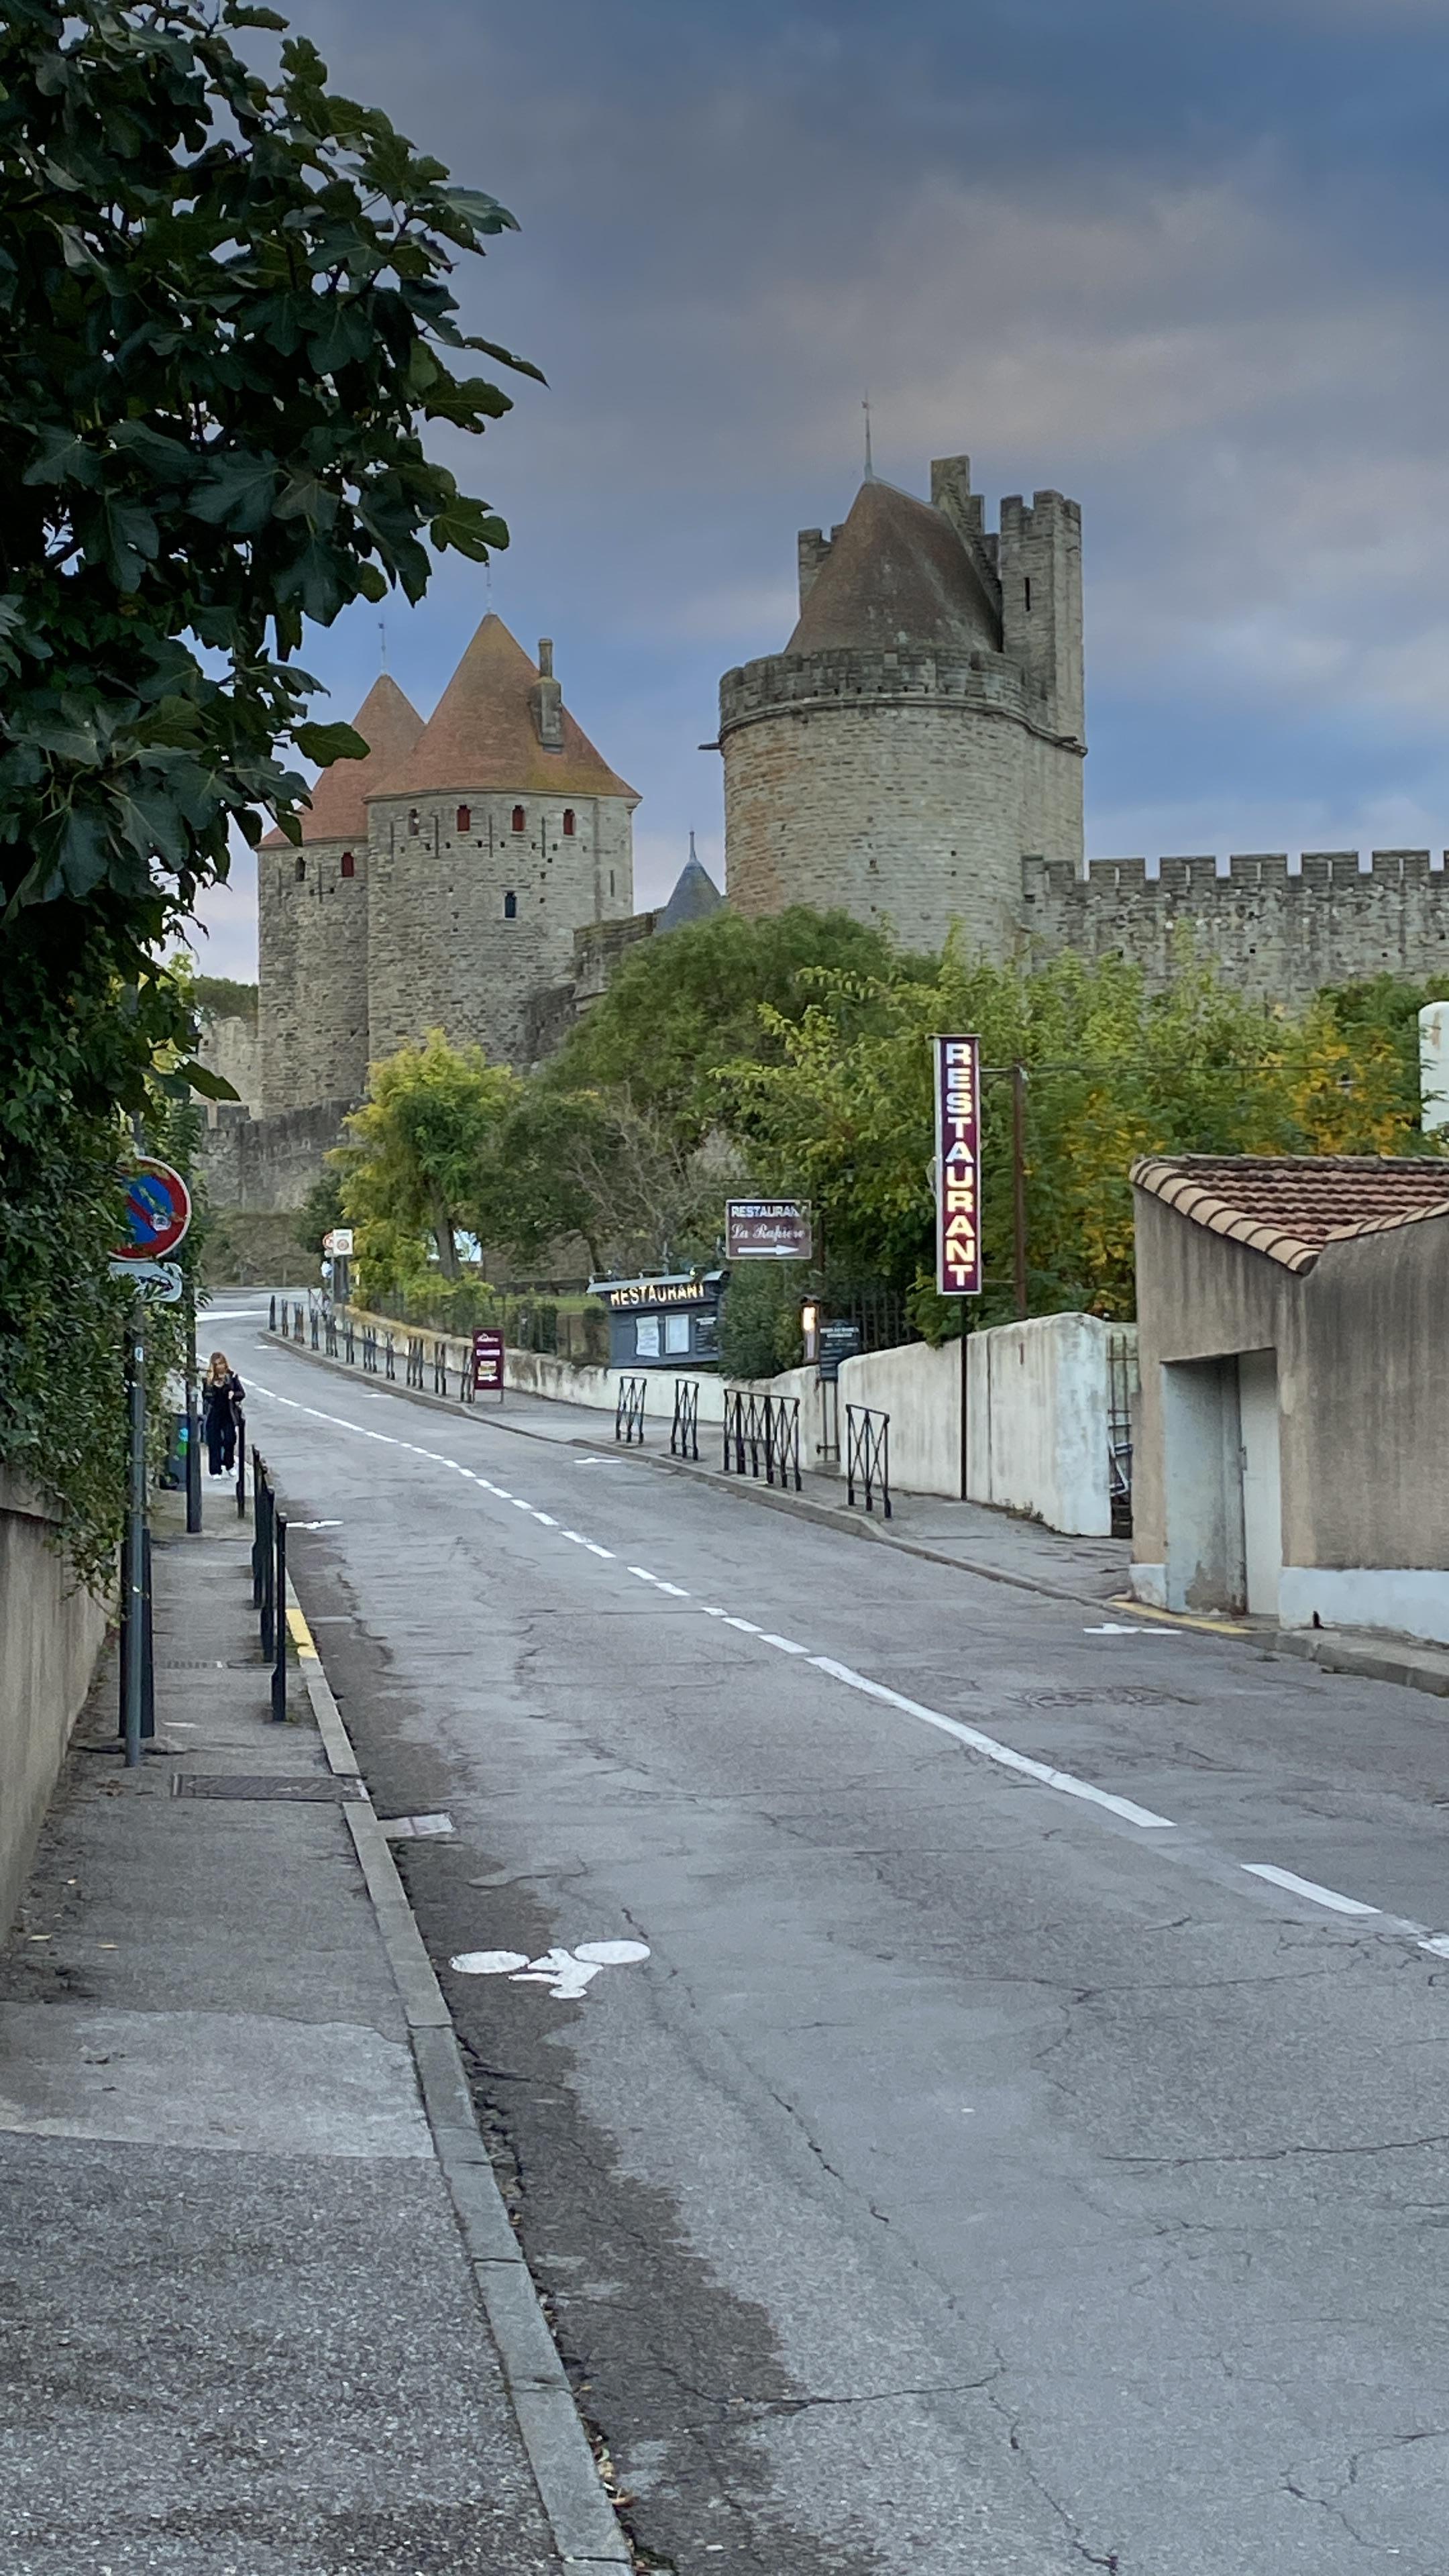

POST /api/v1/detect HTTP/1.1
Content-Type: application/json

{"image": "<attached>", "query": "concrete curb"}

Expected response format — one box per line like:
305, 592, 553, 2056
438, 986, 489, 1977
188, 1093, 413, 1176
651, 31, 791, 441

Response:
1271, 1624, 1449, 1700
261, 1327, 1126, 1618
286, 1575, 632, 2569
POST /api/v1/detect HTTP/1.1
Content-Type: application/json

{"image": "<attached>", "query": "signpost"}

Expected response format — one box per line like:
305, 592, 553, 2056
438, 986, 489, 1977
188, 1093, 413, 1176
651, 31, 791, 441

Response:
472, 1328, 505, 1398
726, 1199, 814, 1262
816, 1320, 862, 1384
110, 1159, 192, 1765
932, 1036, 983, 1505
323, 1227, 353, 1305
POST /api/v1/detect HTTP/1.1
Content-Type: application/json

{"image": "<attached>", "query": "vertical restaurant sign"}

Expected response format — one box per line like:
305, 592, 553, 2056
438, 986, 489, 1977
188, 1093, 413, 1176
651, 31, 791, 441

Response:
933, 1035, 982, 1295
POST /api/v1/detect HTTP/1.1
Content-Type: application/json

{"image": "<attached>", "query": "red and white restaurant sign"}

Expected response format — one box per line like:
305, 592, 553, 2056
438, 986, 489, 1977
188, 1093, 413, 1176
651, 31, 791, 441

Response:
933, 1034, 983, 1297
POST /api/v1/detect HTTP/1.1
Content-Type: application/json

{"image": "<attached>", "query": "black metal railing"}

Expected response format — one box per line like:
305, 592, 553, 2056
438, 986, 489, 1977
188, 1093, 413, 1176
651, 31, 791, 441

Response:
310, 1307, 320, 1350
670, 1377, 700, 1461
325, 1313, 338, 1358
343, 1317, 356, 1364
384, 1330, 396, 1382
407, 1334, 424, 1387
250, 1447, 288, 1723
432, 1341, 449, 1397
268, 1293, 276, 1332
615, 1375, 647, 1444
845, 1403, 892, 1518
291, 1301, 305, 1343
722, 1389, 802, 1492
1107, 1327, 1137, 1540
362, 1325, 378, 1375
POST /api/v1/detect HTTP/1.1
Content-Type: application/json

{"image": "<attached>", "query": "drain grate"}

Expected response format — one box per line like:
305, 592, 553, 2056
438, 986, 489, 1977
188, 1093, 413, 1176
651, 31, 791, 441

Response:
1016, 1686, 1199, 1709
171, 1773, 364, 1803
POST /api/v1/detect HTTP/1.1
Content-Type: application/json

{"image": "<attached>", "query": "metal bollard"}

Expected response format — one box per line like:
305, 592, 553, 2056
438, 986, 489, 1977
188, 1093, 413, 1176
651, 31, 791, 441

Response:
271, 1512, 287, 1723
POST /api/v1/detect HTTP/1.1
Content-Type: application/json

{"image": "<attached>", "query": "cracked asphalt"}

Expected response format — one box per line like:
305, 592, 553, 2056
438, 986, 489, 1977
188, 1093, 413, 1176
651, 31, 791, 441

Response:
233, 1305, 1449, 2573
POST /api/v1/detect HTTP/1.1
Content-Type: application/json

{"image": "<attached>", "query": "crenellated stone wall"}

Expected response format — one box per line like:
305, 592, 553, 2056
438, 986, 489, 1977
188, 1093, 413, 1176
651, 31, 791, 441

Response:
1023, 849, 1449, 1004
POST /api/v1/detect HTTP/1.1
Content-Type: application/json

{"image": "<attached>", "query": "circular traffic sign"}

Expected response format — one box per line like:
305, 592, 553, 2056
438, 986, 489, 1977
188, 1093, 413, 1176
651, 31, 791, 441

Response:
114, 1158, 192, 1261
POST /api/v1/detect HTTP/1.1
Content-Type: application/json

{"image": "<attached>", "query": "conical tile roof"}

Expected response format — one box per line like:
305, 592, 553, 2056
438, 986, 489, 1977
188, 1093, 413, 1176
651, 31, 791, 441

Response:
382, 612, 637, 803
260, 673, 424, 847
786, 477, 1000, 657
659, 834, 722, 930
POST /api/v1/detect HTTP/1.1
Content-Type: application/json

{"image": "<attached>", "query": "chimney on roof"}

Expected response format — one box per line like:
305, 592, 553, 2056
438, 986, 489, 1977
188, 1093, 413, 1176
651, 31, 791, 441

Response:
531, 638, 564, 749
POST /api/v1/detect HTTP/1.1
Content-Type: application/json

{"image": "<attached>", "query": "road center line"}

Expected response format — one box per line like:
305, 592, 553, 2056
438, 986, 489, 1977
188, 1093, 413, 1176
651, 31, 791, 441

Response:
1241, 1863, 1380, 1917
806, 1656, 1177, 1830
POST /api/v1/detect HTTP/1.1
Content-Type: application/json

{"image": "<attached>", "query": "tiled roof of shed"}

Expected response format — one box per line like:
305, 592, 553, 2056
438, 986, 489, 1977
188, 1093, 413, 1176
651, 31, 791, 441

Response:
259, 674, 423, 848
1132, 1152, 1449, 1273
786, 476, 1001, 657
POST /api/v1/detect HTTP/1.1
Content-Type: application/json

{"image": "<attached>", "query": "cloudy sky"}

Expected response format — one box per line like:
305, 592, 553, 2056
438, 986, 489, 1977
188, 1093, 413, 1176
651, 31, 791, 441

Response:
197, 0, 1449, 979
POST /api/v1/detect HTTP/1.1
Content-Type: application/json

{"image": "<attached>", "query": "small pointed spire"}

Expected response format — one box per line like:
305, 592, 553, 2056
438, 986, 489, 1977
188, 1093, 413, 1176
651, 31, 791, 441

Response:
378, 616, 387, 672
862, 392, 875, 482
688, 828, 698, 862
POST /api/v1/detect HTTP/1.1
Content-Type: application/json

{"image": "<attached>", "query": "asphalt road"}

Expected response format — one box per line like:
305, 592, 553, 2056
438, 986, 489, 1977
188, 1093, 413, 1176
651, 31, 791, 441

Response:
216, 1297, 1449, 2575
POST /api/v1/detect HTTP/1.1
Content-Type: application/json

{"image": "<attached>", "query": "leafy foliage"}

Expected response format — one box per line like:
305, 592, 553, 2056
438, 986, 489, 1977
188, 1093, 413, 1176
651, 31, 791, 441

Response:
334, 1030, 521, 1292
191, 976, 258, 1025
720, 947, 1448, 1333
0, 0, 530, 1557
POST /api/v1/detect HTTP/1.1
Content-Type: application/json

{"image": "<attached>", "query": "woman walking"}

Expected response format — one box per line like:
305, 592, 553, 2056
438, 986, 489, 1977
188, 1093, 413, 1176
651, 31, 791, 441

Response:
202, 1351, 246, 1478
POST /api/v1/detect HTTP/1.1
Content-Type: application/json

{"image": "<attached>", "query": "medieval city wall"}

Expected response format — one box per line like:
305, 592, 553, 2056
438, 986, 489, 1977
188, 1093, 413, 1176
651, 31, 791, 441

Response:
365, 788, 635, 1070
1022, 850, 1449, 1002
720, 644, 1083, 955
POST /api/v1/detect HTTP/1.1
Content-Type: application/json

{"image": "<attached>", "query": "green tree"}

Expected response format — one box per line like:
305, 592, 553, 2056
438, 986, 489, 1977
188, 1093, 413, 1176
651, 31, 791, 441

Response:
335, 1032, 521, 1288
543, 907, 908, 1142
0, 0, 533, 1552
719, 945, 1444, 1332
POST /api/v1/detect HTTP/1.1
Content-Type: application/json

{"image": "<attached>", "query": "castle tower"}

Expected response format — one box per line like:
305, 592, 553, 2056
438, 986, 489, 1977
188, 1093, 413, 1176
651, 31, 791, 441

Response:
258, 673, 423, 1115
718, 456, 1085, 956
365, 613, 638, 1069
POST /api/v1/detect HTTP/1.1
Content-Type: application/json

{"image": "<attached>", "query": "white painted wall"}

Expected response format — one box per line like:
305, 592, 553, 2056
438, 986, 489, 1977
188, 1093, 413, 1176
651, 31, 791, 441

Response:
1279, 1565, 1449, 1646
840, 1315, 1126, 1535
1420, 1000, 1449, 1133
338, 1305, 1121, 1536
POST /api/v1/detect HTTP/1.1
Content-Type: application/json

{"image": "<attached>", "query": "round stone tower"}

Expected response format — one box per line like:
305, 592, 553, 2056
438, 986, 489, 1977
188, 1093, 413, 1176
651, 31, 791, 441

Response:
366, 614, 638, 1071
718, 457, 1085, 957
257, 673, 423, 1116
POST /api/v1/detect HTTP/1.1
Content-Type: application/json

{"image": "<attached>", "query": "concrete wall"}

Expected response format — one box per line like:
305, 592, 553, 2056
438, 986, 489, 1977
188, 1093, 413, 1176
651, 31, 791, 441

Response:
839, 1316, 1122, 1534
0, 1472, 109, 1941
1025, 849, 1449, 1010
1131, 1189, 1449, 1640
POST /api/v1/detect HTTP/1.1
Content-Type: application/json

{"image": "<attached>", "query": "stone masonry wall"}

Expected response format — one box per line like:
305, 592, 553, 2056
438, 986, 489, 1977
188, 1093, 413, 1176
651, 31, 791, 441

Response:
365, 788, 635, 1070
1022, 850, 1449, 1004
722, 643, 1083, 955
197, 1098, 354, 1213
258, 834, 370, 1114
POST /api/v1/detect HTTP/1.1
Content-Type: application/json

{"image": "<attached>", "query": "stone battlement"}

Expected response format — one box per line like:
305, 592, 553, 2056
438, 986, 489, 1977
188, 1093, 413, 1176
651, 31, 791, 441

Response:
1023, 850, 1449, 1006
720, 643, 1071, 745
1028, 849, 1448, 891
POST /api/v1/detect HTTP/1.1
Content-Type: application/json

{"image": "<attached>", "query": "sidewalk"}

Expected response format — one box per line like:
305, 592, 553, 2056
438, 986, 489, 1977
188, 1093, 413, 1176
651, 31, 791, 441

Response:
263, 1334, 1133, 1605
0, 1496, 619, 2575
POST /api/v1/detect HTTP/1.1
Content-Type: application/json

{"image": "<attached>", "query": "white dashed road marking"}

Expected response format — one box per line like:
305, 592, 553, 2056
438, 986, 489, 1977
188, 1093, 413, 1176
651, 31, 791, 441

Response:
248, 1368, 1441, 1951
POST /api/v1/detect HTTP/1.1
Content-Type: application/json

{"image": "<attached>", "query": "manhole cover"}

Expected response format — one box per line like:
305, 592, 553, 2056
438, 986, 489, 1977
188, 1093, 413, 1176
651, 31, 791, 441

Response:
171, 1774, 363, 1803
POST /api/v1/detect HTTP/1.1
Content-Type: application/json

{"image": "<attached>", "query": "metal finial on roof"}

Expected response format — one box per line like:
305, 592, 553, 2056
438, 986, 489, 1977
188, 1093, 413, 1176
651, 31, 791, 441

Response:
377, 617, 387, 672
689, 828, 697, 861
862, 392, 875, 482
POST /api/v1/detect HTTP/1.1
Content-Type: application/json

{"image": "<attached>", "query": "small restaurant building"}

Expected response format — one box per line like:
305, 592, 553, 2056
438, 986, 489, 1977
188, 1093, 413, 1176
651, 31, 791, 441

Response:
588, 1271, 726, 1372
